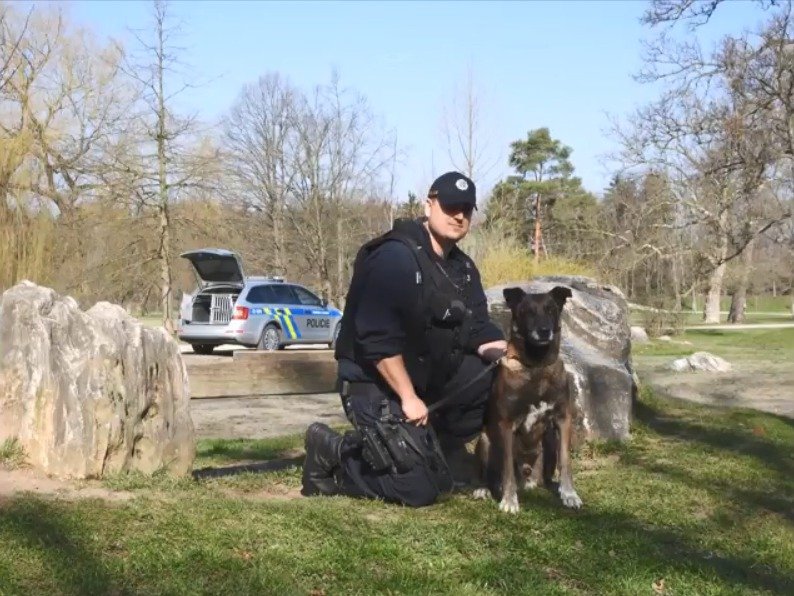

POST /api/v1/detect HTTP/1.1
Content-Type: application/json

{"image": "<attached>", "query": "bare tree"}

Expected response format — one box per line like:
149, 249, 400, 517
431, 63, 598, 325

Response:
643, 0, 778, 28
0, 6, 130, 218
286, 74, 394, 301
224, 73, 297, 276
112, 0, 219, 331
618, 2, 793, 321
441, 64, 499, 182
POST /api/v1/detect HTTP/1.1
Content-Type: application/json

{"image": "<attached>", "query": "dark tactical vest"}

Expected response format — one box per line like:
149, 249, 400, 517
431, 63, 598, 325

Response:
335, 218, 474, 395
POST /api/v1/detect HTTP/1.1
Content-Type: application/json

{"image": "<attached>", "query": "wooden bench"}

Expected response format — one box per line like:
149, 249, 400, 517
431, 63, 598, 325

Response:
186, 350, 337, 398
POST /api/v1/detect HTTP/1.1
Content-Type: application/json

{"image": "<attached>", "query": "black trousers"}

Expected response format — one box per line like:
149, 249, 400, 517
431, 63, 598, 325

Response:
337, 354, 494, 507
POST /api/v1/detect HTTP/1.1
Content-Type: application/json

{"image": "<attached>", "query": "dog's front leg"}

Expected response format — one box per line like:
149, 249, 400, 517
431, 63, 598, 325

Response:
521, 422, 545, 491
557, 407, 583, 509
472, 434, 491, 500
497, 419, 520, 514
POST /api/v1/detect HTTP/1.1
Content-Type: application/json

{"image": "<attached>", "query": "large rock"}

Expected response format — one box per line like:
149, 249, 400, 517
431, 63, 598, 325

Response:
0, 281, 195, 479
486, 275, 635, 441
630, 326, 650, 343
666, 352, 732, 373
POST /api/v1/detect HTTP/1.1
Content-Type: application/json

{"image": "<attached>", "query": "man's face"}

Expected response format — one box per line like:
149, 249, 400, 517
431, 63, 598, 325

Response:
424, 198, 473, 242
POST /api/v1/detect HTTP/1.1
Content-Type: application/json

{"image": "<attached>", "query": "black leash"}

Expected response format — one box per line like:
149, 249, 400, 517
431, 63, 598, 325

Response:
426, 356, 503, 414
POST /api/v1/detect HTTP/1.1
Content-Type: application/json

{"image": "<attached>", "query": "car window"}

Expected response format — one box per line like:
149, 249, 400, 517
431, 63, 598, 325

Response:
246, 285, 278, 304
292, 286, 323, 307
269, 284, 298, 305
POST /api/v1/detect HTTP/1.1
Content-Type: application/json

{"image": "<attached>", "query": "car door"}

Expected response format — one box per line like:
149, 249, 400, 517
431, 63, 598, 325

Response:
267, 284, 303, 343
244, 284, 279, 342
291, 285, 332, 341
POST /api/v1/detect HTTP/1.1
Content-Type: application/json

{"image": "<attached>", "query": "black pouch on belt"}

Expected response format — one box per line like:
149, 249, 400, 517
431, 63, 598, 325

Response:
359, 425, 394, 472
374, 417, 424, 474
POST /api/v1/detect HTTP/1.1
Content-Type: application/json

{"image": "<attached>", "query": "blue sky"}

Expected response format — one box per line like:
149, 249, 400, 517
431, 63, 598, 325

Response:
59, 0, 761, 200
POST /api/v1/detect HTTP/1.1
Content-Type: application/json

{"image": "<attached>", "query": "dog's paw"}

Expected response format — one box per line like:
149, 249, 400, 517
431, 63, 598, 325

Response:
498, 494, 520, 514
521, 478, 539, 491
472, 487, 491, 500
560, 489, 583, 509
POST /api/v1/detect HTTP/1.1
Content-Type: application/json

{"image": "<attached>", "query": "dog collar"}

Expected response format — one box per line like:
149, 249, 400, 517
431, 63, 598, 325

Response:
499, 355, 525, 372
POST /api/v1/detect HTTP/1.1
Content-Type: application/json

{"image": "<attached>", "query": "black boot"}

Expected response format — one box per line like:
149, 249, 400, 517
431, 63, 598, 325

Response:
438, 435, 477, 491
301, 423, 343, 496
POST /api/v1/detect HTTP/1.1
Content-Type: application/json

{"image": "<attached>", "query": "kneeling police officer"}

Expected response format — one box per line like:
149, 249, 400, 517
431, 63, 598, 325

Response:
301, 171, 507, 507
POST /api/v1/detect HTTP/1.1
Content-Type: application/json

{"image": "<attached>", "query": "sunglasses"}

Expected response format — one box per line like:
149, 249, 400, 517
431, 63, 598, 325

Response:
439, 202, 475, 217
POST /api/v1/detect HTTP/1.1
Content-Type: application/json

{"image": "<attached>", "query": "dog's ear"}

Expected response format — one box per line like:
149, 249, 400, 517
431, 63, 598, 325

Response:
551, 286, 572, 309
503, 287, 526, 310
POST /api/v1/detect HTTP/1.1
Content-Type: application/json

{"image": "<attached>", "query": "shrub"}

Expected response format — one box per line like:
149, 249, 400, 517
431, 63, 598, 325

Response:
0, 438, 26, 469
462, 224, 593, 287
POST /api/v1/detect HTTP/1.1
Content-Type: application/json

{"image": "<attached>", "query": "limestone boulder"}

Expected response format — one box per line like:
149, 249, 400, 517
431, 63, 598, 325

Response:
0, 281, 195, 479
486, 275, 635, 441
630, 326, 650, 343
666, 352, 732, 373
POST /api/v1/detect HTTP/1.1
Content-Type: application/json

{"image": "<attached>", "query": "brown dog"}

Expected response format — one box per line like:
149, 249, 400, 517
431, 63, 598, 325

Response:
474, 285, 582, 513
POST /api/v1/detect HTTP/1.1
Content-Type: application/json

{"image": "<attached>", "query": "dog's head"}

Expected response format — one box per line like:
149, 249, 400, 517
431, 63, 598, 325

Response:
502, 286, 572, 351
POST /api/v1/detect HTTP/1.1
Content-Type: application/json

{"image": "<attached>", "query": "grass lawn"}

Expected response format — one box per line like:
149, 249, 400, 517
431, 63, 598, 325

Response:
2, 388, 793, 595
633, 327, 794, 361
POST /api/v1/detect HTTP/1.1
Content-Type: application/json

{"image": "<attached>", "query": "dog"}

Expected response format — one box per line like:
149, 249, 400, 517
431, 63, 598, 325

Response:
473, 285, 582, 514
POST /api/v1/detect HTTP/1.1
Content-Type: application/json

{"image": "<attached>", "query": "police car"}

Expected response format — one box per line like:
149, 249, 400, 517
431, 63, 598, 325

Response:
177, 248, 342, 355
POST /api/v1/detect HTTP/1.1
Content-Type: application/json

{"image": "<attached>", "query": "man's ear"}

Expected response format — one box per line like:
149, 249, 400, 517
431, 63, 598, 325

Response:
503, 287, 526, 310
550, 286, 573, 309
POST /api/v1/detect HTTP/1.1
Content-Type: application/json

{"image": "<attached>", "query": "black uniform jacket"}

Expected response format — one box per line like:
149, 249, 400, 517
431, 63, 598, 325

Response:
338, 224, 503, 387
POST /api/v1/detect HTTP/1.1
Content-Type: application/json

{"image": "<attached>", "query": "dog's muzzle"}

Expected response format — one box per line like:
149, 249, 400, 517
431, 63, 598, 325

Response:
529, 329, 554, 345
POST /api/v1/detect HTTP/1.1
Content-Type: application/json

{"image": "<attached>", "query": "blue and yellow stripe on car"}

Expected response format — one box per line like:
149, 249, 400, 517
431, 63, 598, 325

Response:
263, 307, 302, 339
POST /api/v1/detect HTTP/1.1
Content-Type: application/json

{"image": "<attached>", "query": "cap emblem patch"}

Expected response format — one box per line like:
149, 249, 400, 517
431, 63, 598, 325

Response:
455, 178, 469, 191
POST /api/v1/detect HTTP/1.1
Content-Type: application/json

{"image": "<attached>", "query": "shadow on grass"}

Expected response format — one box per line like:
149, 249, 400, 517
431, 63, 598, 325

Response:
634, 399, 793, 478
0, 498, 116, 594
192, 455, 304, 480
465, 494, 794, 594
196, 437, 302, 464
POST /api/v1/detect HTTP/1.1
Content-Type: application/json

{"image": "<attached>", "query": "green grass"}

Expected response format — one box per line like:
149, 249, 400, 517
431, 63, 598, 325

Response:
0, 438, 26, 469
629, 295, 793, 328
634, 328, 794, 360
2, 390, 793, 595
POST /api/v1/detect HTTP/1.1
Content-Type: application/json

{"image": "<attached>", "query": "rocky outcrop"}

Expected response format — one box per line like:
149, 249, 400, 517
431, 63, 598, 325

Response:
667, 352, 732, 373
630, 326, 650, 343
486, 275, 635, 441
0, 281, 195, 479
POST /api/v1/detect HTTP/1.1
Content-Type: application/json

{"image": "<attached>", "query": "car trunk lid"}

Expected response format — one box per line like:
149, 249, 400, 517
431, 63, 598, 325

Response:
180, 249, 245, 287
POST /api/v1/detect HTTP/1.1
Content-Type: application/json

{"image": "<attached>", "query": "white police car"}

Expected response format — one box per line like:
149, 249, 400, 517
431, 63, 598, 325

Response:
177, 248, 342, 355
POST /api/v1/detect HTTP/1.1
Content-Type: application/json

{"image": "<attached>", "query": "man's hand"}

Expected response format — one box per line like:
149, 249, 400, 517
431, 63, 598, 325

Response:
477, 339, 508, 362
401, 394, 429, 426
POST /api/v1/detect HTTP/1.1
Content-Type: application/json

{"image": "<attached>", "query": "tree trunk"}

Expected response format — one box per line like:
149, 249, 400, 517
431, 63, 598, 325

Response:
727, 284, 746, 324
159, 206, 173, 333
532, 193, 542, 264
703, 227, 729, 324
273, 199, 286, 275
727, 238, 754, 324
335, 217, 344, 305
671, 254, 682, 311
156, 11, 173, 334
703, 263, 726, 323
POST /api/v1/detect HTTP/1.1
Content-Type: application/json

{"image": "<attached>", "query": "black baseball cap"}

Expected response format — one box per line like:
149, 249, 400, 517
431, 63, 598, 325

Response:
428, 171, 477, 210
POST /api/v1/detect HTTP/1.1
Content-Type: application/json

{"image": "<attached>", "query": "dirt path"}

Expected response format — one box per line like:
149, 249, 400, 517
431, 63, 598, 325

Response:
190, 393, 347, 439
634, 357, 794, 419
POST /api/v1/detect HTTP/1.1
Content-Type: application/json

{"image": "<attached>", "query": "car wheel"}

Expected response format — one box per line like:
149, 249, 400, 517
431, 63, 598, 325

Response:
329, 322, 341, 350
193, 344, 215, 355
258, 324, 282, 352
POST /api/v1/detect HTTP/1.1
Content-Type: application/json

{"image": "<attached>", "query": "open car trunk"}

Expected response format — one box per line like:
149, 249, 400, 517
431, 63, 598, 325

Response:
180, 249, 245, 287
186, 285, 241, 324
